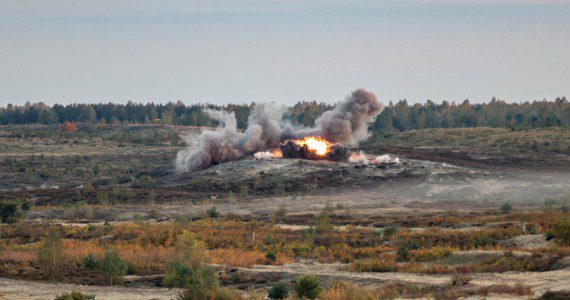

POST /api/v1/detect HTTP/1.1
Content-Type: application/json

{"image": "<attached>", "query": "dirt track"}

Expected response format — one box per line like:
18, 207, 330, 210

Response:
0, 277, 182, 300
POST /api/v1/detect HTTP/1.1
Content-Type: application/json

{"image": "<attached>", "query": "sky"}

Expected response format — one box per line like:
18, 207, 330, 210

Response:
0, 0, 569, 106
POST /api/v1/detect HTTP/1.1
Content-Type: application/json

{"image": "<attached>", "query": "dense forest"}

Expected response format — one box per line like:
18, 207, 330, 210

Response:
0, 97, 567, 132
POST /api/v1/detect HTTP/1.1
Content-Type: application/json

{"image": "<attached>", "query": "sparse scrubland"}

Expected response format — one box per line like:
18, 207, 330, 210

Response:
1, 124, 569, 299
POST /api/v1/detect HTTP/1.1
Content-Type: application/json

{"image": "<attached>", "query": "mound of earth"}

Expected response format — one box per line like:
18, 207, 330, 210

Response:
157, 156, 470, 197
500, 234, 550, 250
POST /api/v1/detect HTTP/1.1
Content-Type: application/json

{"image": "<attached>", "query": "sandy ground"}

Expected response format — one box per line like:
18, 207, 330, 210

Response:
0, 277, 182, 300
237, 262, 570, 297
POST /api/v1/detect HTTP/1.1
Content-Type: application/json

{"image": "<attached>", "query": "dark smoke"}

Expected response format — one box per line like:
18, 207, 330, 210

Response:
176, 89, 383, 173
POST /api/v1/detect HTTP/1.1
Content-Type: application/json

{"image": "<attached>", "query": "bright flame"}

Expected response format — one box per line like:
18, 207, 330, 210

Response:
272, 148, 283, 158
294, 136, 331, 156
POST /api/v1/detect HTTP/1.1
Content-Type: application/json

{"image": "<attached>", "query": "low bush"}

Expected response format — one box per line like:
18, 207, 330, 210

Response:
82, 254, 98, 270
0, 202, 21, 223
351, 258, 397, 272
295, 275, 322, 299
54, 291, 95, 300
552, 217, 570, 246
266, 251, 277, 264
162, 262, 197, 288
268, 282, 289, 299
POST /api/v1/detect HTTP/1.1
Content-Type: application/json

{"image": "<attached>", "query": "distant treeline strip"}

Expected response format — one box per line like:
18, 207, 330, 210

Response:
0, 98, 568, 132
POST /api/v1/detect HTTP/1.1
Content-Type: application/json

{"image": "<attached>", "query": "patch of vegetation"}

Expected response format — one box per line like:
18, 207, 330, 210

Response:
0, 202, 22, 223
552, 217, 570, 246
100, 250, 128, 285
295, 275, 322, 299
268, 282, 289, 299
54, 291, 95, 300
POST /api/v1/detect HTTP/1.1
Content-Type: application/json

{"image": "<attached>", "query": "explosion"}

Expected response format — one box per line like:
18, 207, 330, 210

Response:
289, 137, 331, 156
278, 136, 349, 161
176, 89, 383, 173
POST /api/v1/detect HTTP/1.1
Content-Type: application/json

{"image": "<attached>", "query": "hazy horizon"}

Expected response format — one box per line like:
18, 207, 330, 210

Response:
1, 0, 569, 106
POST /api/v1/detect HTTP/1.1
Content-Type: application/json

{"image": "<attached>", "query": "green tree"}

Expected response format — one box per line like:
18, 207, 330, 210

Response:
37, 226, 64, 272
100, 250, 128, 285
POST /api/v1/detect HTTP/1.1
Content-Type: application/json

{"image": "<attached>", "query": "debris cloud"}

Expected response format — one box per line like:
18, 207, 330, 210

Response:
176, 89, 383, 173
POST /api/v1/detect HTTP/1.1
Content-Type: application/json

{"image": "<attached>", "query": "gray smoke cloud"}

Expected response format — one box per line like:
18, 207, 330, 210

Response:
176, 89, 383, 173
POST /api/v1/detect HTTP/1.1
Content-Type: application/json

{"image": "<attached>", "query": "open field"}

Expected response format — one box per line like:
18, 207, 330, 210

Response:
1, 125, 569, 299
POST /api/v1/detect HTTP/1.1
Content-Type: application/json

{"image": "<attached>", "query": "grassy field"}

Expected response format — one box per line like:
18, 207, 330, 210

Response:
368, 127, 569, 152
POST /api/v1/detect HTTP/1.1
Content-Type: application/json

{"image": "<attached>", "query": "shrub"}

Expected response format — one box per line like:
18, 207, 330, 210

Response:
268, 283, 289, 299
295, 275, 322, 299
175, 231, 209, 269
0, 202, 21, 223
163, 262, 198, 288
20, 201, 30, 211
551, 217, 570, 246
82, 254, 98, 270
384, 226, 398, 237
207, 206, 220, 219
54, 291, 95, 300
320, 282, 395, 300
350, 259, 396, 272
37, 226, 64, 272
397, 242, 419, 262
266, 251, 277, 264
501, 202, 512, 214
275, 204, 287, 220
100, 250, 128, 285
178, 267, 220, 299
315, 211, 333, 232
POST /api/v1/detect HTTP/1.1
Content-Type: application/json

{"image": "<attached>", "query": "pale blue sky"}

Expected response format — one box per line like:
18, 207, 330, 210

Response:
1, 0, 569, 106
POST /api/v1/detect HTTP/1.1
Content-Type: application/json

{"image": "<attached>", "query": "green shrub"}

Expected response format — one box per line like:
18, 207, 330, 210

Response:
266, 251, 277, 264
162, 262, 198, 288
82, 254, 98, 270
178, 267, 220, 300
20, 201, 30, 211
207, 206, 220, 219
268, 282, 289, 299
0, 202, 21, 223
397, 242, 419, 262
100, 250, 127, 285
315, 211, 333, 232
37, 226, 64, 272
384, 226, 398, 237
295, 275, 321, 299
552, 217, 570, 246
501, 202, 512, 214
54, 291, 95, 300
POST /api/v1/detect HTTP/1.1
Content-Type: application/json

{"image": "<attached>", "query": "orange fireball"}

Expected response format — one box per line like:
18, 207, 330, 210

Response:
293, 136, 332, 156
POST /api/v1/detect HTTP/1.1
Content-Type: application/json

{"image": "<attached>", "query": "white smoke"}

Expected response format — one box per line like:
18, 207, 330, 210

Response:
349, 151, 369, 165
254, 151, 280, 159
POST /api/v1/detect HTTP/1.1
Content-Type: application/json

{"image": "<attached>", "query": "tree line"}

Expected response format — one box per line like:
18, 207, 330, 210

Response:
0, 97, 567, 132
371, 98, 568, 133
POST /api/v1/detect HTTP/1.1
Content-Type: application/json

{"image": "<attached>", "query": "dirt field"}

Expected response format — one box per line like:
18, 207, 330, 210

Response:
1, 125, 569, 299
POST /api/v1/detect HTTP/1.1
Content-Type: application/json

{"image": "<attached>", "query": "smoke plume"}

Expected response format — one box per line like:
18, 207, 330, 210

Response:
176, 89, 383, 173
